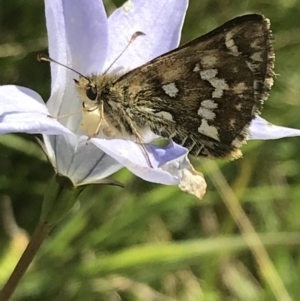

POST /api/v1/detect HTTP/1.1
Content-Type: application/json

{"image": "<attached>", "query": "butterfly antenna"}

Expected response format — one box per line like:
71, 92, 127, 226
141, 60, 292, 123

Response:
37, 54, 89, 80
102, 31, 145, 75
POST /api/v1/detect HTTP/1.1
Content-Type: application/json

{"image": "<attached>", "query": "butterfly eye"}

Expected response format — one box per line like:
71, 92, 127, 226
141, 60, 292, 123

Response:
86, 86, 97, 101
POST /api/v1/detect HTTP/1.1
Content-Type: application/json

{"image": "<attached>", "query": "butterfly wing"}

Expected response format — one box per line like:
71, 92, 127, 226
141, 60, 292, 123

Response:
112, 14, 274, 158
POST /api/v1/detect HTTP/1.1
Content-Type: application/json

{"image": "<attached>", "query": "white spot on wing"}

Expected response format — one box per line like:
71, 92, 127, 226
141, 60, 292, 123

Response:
201, 99, 218, 109
200, 55, 218, 68
155, 111, 174, 121
162, 82, 179, 98
225, 31, 239, 54
198, 108, 215, 120
250, 52, 263, 62
233, 82, 247, 94
200, 69, 229, 98
193, 64, 200, 72
200, 69, 218, 80
198, 100, 218, 120
198, 120, 219, 141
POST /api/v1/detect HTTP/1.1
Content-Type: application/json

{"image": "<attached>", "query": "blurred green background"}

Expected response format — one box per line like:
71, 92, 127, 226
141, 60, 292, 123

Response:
1, 0, 300, 300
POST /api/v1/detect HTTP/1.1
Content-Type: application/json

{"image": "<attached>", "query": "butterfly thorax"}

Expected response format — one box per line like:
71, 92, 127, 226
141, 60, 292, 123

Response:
75, 72, 142, 138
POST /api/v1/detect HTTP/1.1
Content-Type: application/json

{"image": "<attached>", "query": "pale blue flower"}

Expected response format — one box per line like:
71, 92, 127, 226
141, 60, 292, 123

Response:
1, 0, 299, 199
0, 0, 206, 198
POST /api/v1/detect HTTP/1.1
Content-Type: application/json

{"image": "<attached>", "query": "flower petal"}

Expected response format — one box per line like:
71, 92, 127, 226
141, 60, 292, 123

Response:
161, 156, 207, 199
62, 0, 108, 74
45, 0, 68, 116
250, 116, 300, 140
46, 0, 108, 76
43, 135, 122, 185
45, 0, 108, 131
0, 86, 71, 135
105, 0, 188, 72
91, 138, 188, 184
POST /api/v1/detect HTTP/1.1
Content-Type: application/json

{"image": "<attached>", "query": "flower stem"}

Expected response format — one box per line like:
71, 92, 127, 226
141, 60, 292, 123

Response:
0, 220, 53, 301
